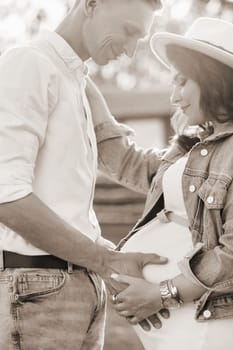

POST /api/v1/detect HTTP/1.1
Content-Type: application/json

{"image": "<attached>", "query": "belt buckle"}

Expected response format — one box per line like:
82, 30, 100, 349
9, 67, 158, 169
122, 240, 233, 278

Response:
67, 262, 73, 274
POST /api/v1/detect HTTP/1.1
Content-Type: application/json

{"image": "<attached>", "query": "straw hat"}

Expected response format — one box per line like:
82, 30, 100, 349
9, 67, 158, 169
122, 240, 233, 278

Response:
150, 17, 233, 69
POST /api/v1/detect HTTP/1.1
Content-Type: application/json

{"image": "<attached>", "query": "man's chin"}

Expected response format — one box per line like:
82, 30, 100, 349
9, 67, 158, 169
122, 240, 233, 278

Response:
92, 54, 116, 66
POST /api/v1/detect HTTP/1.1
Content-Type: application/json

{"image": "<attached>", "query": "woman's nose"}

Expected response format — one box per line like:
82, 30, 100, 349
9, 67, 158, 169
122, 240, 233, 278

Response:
170, 86, 182, 105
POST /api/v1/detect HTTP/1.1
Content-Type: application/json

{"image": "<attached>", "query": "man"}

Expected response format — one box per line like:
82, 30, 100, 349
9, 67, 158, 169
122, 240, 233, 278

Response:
0, 0, 164, 349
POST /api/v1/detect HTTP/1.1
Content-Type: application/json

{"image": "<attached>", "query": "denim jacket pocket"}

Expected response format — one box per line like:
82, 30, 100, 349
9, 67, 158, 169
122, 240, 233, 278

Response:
13, 269, 66, 303
197, 178, 228, 210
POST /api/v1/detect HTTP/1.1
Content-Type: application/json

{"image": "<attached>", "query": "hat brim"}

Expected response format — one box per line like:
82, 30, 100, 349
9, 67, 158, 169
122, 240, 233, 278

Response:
150, 32, 233, 70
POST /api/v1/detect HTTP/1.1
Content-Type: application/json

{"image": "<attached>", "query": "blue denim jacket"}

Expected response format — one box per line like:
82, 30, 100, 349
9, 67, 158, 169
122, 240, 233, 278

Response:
96, 120, 233, 321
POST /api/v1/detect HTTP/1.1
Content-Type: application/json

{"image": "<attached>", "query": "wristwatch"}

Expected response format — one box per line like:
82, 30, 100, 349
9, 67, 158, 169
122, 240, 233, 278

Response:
159, 279, 183, 309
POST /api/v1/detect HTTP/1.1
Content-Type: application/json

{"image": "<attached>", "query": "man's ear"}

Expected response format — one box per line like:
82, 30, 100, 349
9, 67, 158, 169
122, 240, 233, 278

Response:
84, 0, 98, 16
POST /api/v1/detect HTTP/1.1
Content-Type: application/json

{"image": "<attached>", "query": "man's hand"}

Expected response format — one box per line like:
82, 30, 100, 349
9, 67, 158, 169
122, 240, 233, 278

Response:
101, 251, 168, 294
101, 250, 168, 305
107, 251, 168, 277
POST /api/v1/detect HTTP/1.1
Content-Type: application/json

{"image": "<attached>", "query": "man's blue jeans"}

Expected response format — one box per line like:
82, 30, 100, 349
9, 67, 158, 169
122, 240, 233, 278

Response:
0, 267, 106, 349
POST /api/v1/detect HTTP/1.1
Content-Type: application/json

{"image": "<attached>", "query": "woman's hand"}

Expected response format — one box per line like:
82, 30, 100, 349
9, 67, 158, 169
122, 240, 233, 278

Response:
111, 274, 163, 324
86, 77, 115, 126
86, 77, 135, 137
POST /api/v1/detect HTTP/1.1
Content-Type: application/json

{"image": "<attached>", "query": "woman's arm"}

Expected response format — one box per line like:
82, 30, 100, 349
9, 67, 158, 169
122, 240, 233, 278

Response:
86, 78, 162, 194
111, 272, 207, 324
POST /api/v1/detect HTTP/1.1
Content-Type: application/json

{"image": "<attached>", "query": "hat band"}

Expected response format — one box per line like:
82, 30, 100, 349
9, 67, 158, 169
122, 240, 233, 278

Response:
196, 39, 233, 56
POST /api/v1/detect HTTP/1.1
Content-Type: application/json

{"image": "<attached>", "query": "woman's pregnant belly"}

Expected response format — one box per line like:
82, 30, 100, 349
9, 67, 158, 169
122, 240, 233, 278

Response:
121, 218, 192, 283
120, 218, 204, 350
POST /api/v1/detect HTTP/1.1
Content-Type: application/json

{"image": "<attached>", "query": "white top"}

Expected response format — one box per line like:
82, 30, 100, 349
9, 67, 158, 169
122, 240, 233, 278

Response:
162, 154, 188, 217
122, 156, 233, 350
122, 154, 191, 282
0, 30, 101, 255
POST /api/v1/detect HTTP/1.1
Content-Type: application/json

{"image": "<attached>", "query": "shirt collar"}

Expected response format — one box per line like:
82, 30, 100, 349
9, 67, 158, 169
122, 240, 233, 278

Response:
37, 30, 88, 78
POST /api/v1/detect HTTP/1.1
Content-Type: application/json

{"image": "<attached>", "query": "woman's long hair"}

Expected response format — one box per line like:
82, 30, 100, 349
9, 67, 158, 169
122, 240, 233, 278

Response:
166, 45, 233, 150
166, 44, 233, 122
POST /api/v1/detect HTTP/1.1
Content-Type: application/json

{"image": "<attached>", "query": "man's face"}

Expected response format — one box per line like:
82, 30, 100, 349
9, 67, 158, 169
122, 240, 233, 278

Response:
82, 0, 159, 65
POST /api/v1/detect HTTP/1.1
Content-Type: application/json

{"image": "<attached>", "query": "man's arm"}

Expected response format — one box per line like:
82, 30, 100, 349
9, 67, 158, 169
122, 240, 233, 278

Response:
0, 193, 167, 283
0, 193, 107, 273
0, 48, 166, 281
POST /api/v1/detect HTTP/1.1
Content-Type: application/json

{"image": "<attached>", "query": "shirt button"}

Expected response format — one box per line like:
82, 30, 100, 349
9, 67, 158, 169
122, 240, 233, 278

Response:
207, 196, 214, 204
189, 185, 196, 193
203, 310, 212, 319
200, 149, 208, 157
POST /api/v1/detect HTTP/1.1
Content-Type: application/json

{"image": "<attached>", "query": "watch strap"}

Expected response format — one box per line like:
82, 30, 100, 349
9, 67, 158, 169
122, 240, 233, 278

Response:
159, 279, 183, 309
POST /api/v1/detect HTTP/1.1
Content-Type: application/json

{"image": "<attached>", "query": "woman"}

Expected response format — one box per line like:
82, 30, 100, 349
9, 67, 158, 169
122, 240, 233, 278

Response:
87, 17, 233, 350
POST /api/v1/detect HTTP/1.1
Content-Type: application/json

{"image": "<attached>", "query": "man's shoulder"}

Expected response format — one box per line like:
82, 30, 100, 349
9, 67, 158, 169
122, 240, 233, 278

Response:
0, 41, 58, 74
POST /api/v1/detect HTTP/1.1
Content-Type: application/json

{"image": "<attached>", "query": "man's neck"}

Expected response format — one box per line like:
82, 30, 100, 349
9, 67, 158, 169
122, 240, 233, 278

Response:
56, 9, 90, 61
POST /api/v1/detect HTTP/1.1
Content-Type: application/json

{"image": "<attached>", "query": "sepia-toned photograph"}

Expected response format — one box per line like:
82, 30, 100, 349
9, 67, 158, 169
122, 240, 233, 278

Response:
0, 0, 233, 349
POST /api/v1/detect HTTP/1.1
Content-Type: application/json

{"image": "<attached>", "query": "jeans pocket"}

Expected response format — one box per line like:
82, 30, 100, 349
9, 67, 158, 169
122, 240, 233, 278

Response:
88, 272, 106, 312
13, 269, 66, 303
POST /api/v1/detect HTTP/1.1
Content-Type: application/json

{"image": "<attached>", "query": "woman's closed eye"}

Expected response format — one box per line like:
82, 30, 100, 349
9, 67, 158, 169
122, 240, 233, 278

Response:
173, 74, 188, 87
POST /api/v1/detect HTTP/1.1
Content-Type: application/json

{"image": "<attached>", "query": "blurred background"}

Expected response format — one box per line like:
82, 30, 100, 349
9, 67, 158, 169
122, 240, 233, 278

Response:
0, 0, 232, 349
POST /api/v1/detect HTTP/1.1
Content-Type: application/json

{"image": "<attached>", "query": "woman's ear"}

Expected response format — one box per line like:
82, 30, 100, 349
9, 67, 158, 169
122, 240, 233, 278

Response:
83, 0, 98, 16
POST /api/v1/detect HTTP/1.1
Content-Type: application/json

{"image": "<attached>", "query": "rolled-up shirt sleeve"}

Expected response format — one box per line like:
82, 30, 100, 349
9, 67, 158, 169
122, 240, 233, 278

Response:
178, 237, 233, 292
95, 119, 135, 142
0, 47, 58, 203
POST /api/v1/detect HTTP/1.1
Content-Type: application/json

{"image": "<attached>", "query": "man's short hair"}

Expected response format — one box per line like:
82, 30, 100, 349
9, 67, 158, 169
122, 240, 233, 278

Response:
101, 0, 162, 10
77, 0, 162, 11
125, 0, 162, 9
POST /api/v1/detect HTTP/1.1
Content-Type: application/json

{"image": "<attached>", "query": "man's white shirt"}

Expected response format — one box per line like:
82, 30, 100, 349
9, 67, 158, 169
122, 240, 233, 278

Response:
0, 30, 101, 255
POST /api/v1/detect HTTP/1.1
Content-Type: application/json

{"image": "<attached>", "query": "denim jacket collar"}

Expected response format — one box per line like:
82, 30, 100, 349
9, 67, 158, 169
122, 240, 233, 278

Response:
199, 121, 233, 143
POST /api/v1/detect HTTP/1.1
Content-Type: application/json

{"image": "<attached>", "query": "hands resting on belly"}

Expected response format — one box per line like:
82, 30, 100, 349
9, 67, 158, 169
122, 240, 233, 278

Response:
108, 271, 170, 331
95, 239, 170, 330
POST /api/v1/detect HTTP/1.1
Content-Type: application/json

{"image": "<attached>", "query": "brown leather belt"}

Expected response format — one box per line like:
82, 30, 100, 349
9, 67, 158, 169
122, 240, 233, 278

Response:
1, 250, 83, 271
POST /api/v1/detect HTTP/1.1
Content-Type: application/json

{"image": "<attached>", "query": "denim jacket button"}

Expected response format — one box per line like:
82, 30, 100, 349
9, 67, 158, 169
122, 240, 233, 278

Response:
203, 310, 212, 319
189, 185, 196, 193
207, 196, 214, 204
200, 149, 208, 156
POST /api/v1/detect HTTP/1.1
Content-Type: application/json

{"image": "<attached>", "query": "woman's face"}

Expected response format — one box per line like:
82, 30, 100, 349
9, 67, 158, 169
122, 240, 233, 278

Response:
170, 67, 206, 126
